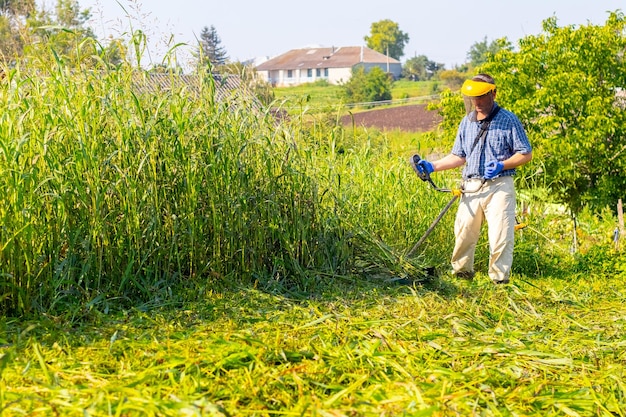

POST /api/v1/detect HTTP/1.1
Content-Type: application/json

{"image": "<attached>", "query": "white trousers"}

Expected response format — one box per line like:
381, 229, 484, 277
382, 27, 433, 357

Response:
451, 176, 516, 282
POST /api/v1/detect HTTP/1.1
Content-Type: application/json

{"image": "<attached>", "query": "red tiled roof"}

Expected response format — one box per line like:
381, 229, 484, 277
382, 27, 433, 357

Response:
255, 46, 400, 71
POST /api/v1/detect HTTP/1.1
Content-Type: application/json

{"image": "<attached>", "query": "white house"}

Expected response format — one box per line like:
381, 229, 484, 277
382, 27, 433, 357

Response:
255, 46, 402, 87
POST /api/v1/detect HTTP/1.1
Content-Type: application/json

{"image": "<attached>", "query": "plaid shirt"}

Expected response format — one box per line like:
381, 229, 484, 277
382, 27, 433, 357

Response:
451, 104, 532, 179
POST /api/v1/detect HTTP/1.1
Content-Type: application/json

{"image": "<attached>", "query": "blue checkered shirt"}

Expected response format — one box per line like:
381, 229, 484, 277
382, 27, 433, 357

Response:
452, 104, 532, 179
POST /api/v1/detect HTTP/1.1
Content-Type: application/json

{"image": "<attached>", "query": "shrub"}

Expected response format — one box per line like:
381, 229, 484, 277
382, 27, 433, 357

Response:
341, 66, 392, 106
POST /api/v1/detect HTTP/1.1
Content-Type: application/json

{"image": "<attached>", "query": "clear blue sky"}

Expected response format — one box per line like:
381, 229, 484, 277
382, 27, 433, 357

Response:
39, 0, 623, 69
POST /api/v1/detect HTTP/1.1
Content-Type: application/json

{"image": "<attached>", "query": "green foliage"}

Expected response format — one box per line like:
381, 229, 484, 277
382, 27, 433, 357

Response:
402, 54, 444, 80
10, 0, 96, 67
466, 36, 513, 68
342, 66, 392, 106
363, 19, 409, 60
195, 24, 229, 70
0, 51, 345, 314
481, 11, 626, 214
2, 29, 626, 416
0, 0, 35, 59
438, 69, 468, 90
0, 45, 437, 316
422, 87, 465, 149
273, 79, 436, 113
391, 79, 439, 99
0, 0, 36, 16
573, 245, 626, 276
0, 0, 126, 68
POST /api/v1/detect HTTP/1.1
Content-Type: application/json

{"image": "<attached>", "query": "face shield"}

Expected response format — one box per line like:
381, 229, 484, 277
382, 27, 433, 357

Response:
461, 79, 496, 116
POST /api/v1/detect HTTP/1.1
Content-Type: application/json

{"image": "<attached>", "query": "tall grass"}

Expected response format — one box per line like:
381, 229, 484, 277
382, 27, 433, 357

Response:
0, 40, 442, 316
1, 36, 619, 318
0, 44, 347, 315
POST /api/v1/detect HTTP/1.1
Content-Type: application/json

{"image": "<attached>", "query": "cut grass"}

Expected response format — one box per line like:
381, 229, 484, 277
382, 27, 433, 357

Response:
1, 273, 625, 416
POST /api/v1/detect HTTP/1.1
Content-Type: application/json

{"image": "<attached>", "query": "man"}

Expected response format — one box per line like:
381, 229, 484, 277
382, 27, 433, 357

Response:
414, 74, 532, 284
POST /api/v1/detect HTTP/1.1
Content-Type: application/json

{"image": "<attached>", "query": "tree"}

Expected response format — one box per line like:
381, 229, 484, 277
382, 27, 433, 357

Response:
403, 55, 444, 80
364, 19, 409, 60
26, 0, 95, 64
436, 12, 626, 214
197, 25, 228, 69
0, 0, 35, 60
467, 36, 512, 67
0, 0, 123, 69
54, 0, 90, 29
0, 0, 35, 18
438, 69, 467, 90
342, 66, 392, 105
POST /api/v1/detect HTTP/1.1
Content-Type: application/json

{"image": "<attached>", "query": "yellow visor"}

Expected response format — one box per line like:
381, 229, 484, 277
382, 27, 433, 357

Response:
461, 79, 496, 97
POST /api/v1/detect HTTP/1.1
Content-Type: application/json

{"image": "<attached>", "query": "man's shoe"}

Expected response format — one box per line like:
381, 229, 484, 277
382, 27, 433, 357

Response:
453, 270, 475, 280
493, 279, 510, 285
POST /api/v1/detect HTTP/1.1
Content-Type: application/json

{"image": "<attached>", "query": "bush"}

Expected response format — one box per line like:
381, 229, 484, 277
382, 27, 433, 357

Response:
342, 66, 392, 106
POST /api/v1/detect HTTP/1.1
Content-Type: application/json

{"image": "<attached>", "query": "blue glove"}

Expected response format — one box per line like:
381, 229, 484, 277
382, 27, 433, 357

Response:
484, 160, 504, 180
416, 160, 434, 175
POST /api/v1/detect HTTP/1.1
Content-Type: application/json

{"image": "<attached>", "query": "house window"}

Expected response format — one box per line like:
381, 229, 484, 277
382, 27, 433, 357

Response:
307, 69, 312, 77
287, 70, 293, 78
316, 68, 321, 77
324, 68, 328, 77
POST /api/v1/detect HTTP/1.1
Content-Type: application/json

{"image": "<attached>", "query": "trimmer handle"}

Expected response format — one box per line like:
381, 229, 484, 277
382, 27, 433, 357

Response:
410, 154, 459, 194
411, 154, 431, 182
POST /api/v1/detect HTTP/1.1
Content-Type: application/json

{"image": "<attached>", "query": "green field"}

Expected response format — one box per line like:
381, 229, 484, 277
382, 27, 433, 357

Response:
273, 79, 441, 114
3, 273, 625, 416
1, 47, 625, 416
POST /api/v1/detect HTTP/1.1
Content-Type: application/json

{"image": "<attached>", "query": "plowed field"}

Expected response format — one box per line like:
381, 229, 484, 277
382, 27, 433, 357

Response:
341, 104, 442, 132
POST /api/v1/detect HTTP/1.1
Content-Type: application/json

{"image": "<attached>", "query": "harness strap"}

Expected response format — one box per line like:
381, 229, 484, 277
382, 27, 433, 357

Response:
469, 105, 500, 157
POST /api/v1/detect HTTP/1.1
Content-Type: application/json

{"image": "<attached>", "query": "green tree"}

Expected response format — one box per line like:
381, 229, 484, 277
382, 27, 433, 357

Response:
436, 12, 626, 214
364, 19, 409, 60
403, 55, 444, 80
466, 36, 512, 68
1, 0, 35, 15
196, 25, 228, 69
0, 0, 35, 60
438, 69, 467, 90
27, 0, 95, 64
343, 66, 392, 105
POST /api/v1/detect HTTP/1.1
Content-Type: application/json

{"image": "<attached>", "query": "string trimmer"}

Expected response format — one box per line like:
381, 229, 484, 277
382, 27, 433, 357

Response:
408, 154, 527, 257
407, 154, 479, 256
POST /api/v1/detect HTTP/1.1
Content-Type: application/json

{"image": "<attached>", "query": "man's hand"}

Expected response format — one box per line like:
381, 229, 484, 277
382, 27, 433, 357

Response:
416, 160, 434, 176
484, 160, 504, 180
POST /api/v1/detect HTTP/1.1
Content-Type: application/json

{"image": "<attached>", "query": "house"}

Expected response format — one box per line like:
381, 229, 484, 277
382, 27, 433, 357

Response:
255, 46, 402, 87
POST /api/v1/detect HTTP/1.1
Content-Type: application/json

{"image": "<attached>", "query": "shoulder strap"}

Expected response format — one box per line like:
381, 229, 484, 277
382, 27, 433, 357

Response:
469, 105, 500, 156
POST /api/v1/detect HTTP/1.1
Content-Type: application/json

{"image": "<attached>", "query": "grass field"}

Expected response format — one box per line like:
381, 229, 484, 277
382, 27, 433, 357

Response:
272, 79, 442, 114
2, 273, 625, 416
1, 43, 625, 416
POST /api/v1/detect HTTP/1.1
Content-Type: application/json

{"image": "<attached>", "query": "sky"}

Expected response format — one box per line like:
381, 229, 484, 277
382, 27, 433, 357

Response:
39, 0, 624, 69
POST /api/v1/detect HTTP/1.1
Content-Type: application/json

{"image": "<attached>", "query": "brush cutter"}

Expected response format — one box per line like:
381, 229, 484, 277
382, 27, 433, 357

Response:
408, 154, 526, 256
408, 154, 478, 256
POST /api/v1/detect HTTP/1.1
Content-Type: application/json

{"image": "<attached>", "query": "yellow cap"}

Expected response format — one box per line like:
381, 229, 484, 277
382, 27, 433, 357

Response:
461, 79, 496, 97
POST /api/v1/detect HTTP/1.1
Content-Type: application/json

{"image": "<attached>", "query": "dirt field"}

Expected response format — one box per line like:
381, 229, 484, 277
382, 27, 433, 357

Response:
340, 104, 442, 132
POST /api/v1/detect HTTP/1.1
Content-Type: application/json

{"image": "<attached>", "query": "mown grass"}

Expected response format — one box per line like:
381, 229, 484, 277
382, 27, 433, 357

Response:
2, 272, 625, 416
